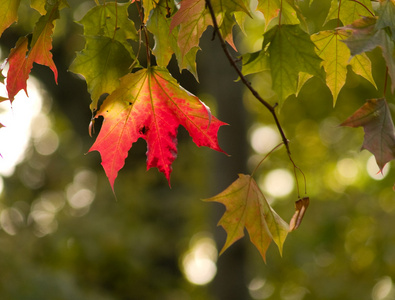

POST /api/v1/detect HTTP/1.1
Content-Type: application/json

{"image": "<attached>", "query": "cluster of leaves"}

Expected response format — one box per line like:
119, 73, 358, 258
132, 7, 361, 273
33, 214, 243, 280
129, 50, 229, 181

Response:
0, 0, 395, 261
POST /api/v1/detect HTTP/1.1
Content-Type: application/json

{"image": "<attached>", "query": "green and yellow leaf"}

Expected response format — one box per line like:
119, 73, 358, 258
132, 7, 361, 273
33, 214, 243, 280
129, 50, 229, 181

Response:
0, 0, 21, 37
325, 0, 373, 26
257, 0, 299, 28
264, 25, 322, 106
312, 30, 376, 105
204, 174, 289, 261
147, 0, 198, 79
69, 36, 133, 112
78, 2, 138, 58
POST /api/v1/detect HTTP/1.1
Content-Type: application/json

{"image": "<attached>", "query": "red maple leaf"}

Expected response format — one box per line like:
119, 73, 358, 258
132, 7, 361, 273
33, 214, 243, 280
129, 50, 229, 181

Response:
6, 3, 59, 101
90, 67, 227, 190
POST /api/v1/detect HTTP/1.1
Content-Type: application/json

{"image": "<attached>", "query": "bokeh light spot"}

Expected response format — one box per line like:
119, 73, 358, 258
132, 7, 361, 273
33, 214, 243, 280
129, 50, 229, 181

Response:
366, 156, 390, 180
34, 128, 59, 156
372, 276, 394, 300
250, 125, 281, 154
261, 169, 294, 198
0, 77, 43, 176
248, 277, 275, 299
182, 234, 217, 285
336, 158, 359, 185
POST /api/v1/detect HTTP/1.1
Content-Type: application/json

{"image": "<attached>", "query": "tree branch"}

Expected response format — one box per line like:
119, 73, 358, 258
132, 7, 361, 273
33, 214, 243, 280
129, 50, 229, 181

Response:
204, 0, 291, 155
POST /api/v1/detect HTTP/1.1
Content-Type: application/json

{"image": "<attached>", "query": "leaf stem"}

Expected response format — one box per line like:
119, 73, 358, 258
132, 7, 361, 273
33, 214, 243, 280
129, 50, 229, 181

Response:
134, 0, 151, 67
288, 151, 307, 197
251, 142, 284, 178
349, 0, 375, 16
204, 0, 290, 156
112, 0, 118, 41
337, 0, 341, 28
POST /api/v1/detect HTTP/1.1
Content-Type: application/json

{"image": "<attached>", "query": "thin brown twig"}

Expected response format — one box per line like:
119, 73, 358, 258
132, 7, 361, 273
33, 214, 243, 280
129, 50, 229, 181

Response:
251, 142, 284, 177
134, 0, 151, 67
204, 0, 290, 156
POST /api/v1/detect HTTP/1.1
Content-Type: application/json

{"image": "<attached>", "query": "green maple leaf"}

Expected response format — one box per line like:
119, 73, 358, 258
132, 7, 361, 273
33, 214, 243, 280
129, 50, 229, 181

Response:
204, 174, 289, 261
0, 0, 21, 37
147, 0, 176, 67
312, 30, 376, 105
31, 0, 68, 15
296, 72, 313, 96
78, 2, 138, 58
325, 0, 373, 26
376, 0, 395, 39
241, 50, 270, 77
349, 52, 377, 90
141, 0, 156, 24
69, 2, 137, 112
69, 36, 133, 112
130, 0, 156, 23
147, 0, 198, 79
341, 98, 395, 171
212, 0, 251, 49
340, 17, 395, 92
263, 25, 322, 106
257, 0, 299, 28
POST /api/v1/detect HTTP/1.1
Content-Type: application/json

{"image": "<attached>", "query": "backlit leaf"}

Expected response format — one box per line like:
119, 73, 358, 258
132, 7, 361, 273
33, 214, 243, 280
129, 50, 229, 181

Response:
130, 0, 156, 23
69, 36, 133, 112
264, 25, 322, 106
311, 30, 349, 104
78, 2, 138, 57
257, 0, 299, 28
70, 2, 137, 112
296, 72, 313, 96
147, 0, 198, 78
90, 67, 227, 190
312, 30, 376, 105
241, 50, 270, 77
169, 0, 212, 57
340, 17, 395, 92
212, 0, 251, 50
0, 0, 21, 37
6, 2, 59, 101
341, 98, 395, 171
31, 0, 68, 15
6, 37, 29, 100
349, 52, 377, 90
204, 174, 289, 261
142, 0, 156, 24
325, 0, 373, 26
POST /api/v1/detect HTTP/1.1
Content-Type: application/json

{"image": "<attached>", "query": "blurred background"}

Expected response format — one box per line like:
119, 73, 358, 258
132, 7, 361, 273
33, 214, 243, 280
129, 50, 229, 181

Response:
0, 0, 395, 299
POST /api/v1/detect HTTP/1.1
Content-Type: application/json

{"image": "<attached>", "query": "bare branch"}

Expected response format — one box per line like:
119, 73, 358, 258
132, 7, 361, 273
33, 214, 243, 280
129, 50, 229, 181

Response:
204, 0, 291, 155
